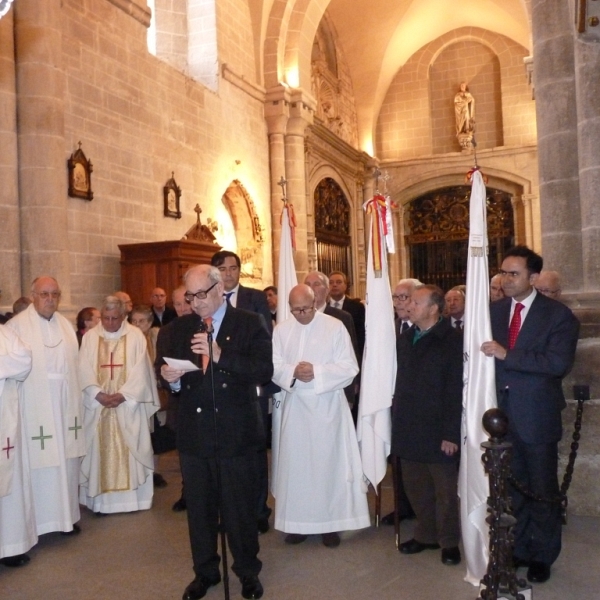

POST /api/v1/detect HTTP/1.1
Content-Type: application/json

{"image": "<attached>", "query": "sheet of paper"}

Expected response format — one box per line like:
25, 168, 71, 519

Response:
164, 357, 200, 372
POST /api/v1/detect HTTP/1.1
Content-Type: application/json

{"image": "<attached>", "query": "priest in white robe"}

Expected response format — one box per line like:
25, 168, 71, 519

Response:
7, 277, 85, 536
271, 284, 370, 548
79, 296, 160, 514
0, 325, 37, 567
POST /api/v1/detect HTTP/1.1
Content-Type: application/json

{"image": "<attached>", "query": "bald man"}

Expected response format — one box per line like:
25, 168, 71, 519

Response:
535, 270, 562, 301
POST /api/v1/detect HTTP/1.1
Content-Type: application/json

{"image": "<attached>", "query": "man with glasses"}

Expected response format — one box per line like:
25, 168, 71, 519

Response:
271, 284, 369, 548
78, 296, 160, 515
481, 246, 579, 583
211, 250, 274, 536
159, 265, 272, 600
381, 279, 422, 527
535, 270, 562, 301
7, 277, 85, 538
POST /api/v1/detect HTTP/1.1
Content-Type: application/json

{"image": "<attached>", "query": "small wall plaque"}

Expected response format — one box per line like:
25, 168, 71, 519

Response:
67, 142, 93, 201
163, 172, 182, 219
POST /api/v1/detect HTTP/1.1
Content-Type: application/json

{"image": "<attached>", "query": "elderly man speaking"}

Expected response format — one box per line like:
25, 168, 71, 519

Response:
271, 284, 370, 548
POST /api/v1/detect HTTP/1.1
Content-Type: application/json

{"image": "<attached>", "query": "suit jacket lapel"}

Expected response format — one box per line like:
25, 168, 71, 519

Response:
513, 294, 542, 349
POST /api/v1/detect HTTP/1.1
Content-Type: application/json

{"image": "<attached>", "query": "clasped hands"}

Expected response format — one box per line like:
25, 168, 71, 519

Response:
96, 391, 126, 408
293, 361, 314, 383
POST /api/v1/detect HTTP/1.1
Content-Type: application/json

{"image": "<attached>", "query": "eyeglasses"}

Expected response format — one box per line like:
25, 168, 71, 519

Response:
34, 291, 61, 300
290, 305, 315, 315
536, 287, 561, 296
184, 282, 218, 302
392, 294, 409, 302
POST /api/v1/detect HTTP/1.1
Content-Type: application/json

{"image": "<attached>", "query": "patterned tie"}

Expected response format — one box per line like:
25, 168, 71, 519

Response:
224, 291, 234, 304
508, 303, 524, 350
202, 317, 213, 373
455, 319, 462, 331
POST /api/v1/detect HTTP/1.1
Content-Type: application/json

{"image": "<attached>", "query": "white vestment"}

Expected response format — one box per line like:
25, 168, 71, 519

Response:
0, 325, 37, 558
79, 321, 159, 513
8, 305, 85, 535
271, 311, 370, 534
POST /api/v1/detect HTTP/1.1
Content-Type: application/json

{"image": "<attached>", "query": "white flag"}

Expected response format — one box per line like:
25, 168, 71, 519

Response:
357, 205, 396, 488
276, 204, 297, 324
459, 169, 497, 585
271, 202, 298, 495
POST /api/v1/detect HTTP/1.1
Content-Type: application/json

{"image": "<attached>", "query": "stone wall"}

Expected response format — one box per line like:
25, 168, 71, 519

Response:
376, 27, 536, 161
1, 0, 272, 313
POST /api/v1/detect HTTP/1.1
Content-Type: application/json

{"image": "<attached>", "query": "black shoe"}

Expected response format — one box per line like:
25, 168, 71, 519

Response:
172, 497, 187, 512
257, 517, 270, 534
381, 510, 417, 525
154, 473, 168, 488
61, 523, 81, 536
241, 575, 264, 600
284, 533, 308, 544
441, 546, 461, 565
527, 561, 551, 583
182, 574, 221, 600
322, 532, 341, 548
399, 538, 440, 554
0, 554, 30, 567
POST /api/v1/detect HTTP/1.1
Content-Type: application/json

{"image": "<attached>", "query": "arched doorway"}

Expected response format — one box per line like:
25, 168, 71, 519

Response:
314, 177, 353, 286
406, 186, 514, 290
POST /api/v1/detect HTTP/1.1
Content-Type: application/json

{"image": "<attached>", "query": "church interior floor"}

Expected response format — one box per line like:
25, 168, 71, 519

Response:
2, 450, 598, 600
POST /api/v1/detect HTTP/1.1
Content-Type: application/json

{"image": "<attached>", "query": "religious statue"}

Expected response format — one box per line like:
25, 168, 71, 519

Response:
454, 82, 475, 151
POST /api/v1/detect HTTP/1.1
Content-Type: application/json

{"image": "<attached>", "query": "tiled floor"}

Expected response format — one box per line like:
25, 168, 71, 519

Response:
2, 451, 598, 600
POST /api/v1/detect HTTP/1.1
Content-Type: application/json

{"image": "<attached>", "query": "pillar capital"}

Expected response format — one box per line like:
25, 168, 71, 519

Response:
264, 85, 291, 135
287, 88, 316, 136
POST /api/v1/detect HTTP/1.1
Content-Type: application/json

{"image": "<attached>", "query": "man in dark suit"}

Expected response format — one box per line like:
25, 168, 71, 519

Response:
263, 286, 277, 324
159, 265, 272, 600
444, 287, 465, 330
481, 245, 579, 584
328, 271, 365, 357
150, 287, 177, 327
328, 271, 365, 423
211, 250, 274, 535
392, 284, 463, 566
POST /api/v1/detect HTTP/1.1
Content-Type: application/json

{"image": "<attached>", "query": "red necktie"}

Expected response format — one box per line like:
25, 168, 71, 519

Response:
508, 303, 524, 350
202, 317, 213, 373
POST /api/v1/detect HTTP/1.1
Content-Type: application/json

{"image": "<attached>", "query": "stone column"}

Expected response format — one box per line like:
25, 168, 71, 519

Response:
531, 0, 583, 291
574, 31, 600, 291
264, 85, 291, 287
521, 195, 534, 249
14, 0, 72, 303
284, 89, 315, 281
0, 9, 21, 311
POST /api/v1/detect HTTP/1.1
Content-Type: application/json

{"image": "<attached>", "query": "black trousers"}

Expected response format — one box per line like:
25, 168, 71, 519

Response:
508, 434, 562, 565
180, 452, 262, 579
256, 396, 271, 521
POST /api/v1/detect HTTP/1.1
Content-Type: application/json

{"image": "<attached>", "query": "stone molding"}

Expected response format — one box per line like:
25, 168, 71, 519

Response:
221, 63, 265, 103
106, 0, 151, 27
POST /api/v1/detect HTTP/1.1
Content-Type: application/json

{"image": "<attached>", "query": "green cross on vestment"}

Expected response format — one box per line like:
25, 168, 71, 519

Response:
69, 417, 82, 439
32, 426, 53, 450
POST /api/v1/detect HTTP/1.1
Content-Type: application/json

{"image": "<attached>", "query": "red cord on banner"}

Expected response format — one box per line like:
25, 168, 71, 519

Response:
280, 202, 297, 250
466, 166, 488, 184
365, 195, 387, 274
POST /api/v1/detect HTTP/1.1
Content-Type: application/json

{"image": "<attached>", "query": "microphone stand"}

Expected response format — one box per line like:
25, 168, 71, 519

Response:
204, 319, 231, 600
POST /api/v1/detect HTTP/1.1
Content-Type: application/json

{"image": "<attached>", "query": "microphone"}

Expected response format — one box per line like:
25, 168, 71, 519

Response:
193, 315, 207, 368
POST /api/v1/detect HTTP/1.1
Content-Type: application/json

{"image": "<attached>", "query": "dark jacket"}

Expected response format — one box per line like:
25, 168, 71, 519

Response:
157, 305, 273, 457
490, 293, 579, 444
152, 305, 177, 328
391, 318, 463, 463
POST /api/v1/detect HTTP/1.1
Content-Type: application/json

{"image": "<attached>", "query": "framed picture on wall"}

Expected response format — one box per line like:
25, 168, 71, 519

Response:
163, 172, 182, 219
67, 142, 93, 201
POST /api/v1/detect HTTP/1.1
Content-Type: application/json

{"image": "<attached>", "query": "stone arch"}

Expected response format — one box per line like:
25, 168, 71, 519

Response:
220, 180, 265, 281
263, 0, 330, 89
